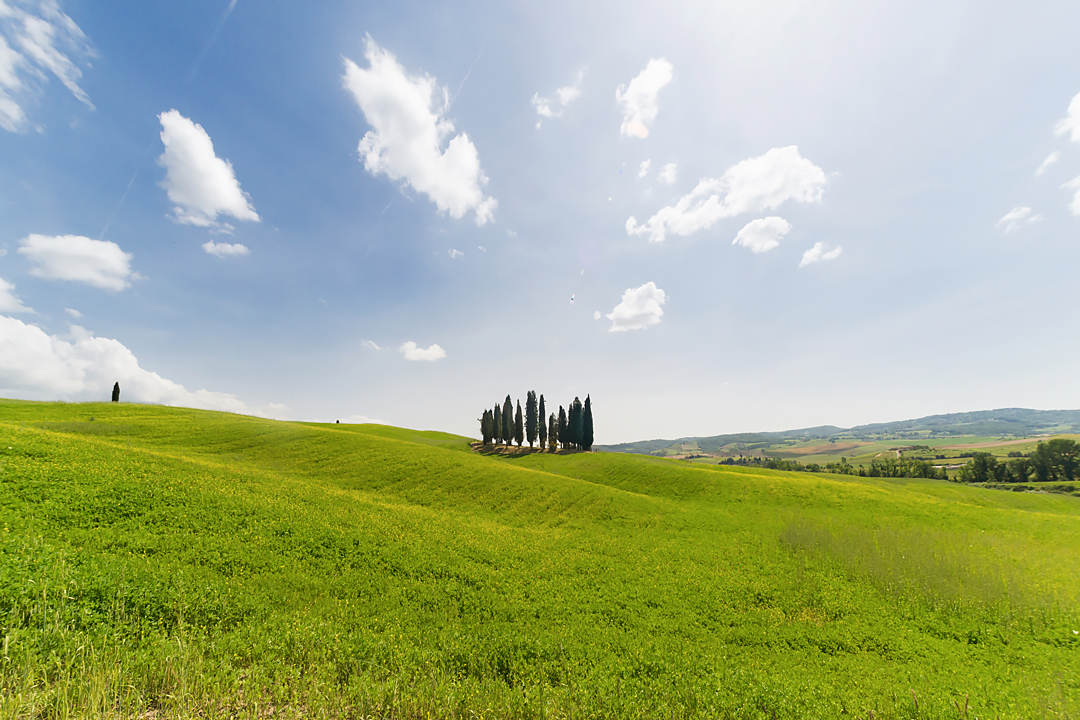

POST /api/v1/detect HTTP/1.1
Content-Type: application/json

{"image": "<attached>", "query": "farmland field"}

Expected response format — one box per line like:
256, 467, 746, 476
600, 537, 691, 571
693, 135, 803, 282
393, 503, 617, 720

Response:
1, 399, 1078, 718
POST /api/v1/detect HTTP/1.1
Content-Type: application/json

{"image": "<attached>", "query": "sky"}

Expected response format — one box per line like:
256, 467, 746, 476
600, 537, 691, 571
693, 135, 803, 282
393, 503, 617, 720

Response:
2, 0, 1080, 444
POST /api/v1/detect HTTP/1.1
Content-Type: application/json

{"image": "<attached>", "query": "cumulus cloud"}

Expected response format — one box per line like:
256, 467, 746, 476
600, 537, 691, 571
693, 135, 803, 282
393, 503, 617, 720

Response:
732, 216, 790, 254
202, 239, 250, 257
157, 109, 259, 230
996, 206, 1042, 232
0, 315, 253, 412
0, 0, 94, 132
1036, 151, 1059, 177
343, 37, 496, 225
1055, 92, 1080, 143
657, 162, 677, 185
799, 242, 843, 268
638, 159, 651, 178
531, 68, 583, 128
606, 281, 666, 333
0, 276, 31, 313
1065, 177, 1080, 216
399, 340, 446, 362
18, 234, 134, 290
626, 146, 827, 243
616, 58, 673, 139
448, 248, 463, 259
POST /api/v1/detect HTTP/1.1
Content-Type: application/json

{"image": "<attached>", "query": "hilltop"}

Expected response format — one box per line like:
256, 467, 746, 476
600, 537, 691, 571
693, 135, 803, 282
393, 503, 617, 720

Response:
0, 399, 1078, 718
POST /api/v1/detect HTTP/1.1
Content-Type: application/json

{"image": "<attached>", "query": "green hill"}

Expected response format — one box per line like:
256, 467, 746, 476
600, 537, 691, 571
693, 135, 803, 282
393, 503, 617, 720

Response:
1, 399, 1078, 718
599, 407, 1080, 457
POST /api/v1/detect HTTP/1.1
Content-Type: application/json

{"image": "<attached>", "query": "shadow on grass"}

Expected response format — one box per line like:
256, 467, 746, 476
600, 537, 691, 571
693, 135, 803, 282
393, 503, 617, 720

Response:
469, 442, 588, 460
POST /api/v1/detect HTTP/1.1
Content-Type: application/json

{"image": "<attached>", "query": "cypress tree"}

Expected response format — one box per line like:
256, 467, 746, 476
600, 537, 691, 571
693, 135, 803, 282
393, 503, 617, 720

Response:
480, 410, 490, 444
558, 406, 567, 448
502, 395, 513, 446
548, 413, 558, 452
514, 400, 524, 447
111, 382, 120, 402
537, 394, 547, 449
493, 403, 503, 444
570, 397, 584, 449
583, 395, 594, 451
525, 390, 538, 447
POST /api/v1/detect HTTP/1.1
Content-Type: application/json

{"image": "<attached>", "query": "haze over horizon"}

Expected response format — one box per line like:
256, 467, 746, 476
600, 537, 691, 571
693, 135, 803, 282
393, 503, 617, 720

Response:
3, 0, 1080, 444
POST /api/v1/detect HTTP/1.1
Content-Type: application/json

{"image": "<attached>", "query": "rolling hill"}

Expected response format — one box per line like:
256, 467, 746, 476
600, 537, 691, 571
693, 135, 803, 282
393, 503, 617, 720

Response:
598, 407, 1080, 458
1, 399, 1078, 718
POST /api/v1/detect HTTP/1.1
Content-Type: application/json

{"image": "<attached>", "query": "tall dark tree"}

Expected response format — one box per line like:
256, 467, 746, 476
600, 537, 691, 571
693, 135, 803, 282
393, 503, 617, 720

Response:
502, 395, 514, 447
548, 413, 558, 452
481, 410, 493, 445
583, 395, 594, 451
111, 382, 120, 402
514, 400, 524, 447
525, 390, 538, 447
570, 397, 583, 449
558, 406, 568, 448
538, 394, 547, 449
493, 403, 503, 444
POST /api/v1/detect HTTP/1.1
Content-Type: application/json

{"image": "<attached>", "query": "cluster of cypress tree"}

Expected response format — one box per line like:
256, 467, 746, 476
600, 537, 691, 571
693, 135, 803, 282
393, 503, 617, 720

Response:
480, 392, 594, 451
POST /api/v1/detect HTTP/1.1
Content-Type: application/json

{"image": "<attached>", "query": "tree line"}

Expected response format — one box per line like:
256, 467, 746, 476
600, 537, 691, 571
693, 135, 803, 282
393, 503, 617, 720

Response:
479, 392, 594, 451
954, 438, 1079, 483
719, 455, 947, 480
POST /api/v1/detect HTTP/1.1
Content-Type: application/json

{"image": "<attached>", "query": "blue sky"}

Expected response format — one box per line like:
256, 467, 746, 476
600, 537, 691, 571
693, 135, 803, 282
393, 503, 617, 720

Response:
2, 0, 1080, 443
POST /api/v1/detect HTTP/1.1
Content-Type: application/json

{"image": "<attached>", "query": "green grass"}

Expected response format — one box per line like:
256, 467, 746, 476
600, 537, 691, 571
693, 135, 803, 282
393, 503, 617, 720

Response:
1, 399, 1078, 719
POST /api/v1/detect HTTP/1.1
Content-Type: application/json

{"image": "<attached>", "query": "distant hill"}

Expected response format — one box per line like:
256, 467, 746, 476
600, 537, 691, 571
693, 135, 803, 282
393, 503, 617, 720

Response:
598, 408, 1080, 455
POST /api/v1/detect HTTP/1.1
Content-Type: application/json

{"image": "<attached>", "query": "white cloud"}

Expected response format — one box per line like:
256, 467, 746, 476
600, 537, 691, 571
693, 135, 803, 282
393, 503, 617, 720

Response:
362, 339, 381, 351
799, 242, 843, 268
996, 205, 1042, 232
657, 162, 677, 185
476, 244, 487, 252
202, 239, 250, 257
18, 234, 134, 291
626, 146, 827, 243
616, 58, 673, 139
0, 276, 31, 313
399, 340, 446, 362
0, 315, 252, 412
638, 159, 651, 178
0, 1, 94, 133
63, 306, 81, 319
606, 281, 666, 333
592, 310, 601, 321
157, 109, 259, 230
342, 37, 496, 225
732, 216, 790, 254
531, 68, 584, 128
1055, 92, 1080, 143
448, 248, 463, 259
1065, 177, 1080, 216
1036, 151, 1060, 177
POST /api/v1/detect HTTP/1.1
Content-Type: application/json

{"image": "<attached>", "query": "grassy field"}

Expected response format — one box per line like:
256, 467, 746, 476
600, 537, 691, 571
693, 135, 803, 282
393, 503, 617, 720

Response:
1, 399, 1078, 719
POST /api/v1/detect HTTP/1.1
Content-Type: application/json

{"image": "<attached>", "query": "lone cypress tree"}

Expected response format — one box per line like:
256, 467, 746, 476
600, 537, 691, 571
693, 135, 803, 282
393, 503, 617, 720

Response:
548, 413, 558, 452
537, 394, 547, 449
493, 403, 503, 444
558, 406, 567, 448
111, 382, 120, 402
502, 395, 513, 447
583, 395, 594, 451
570, 397, 584, 449
525, 390, 538, 447
514, 400, 524, 447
